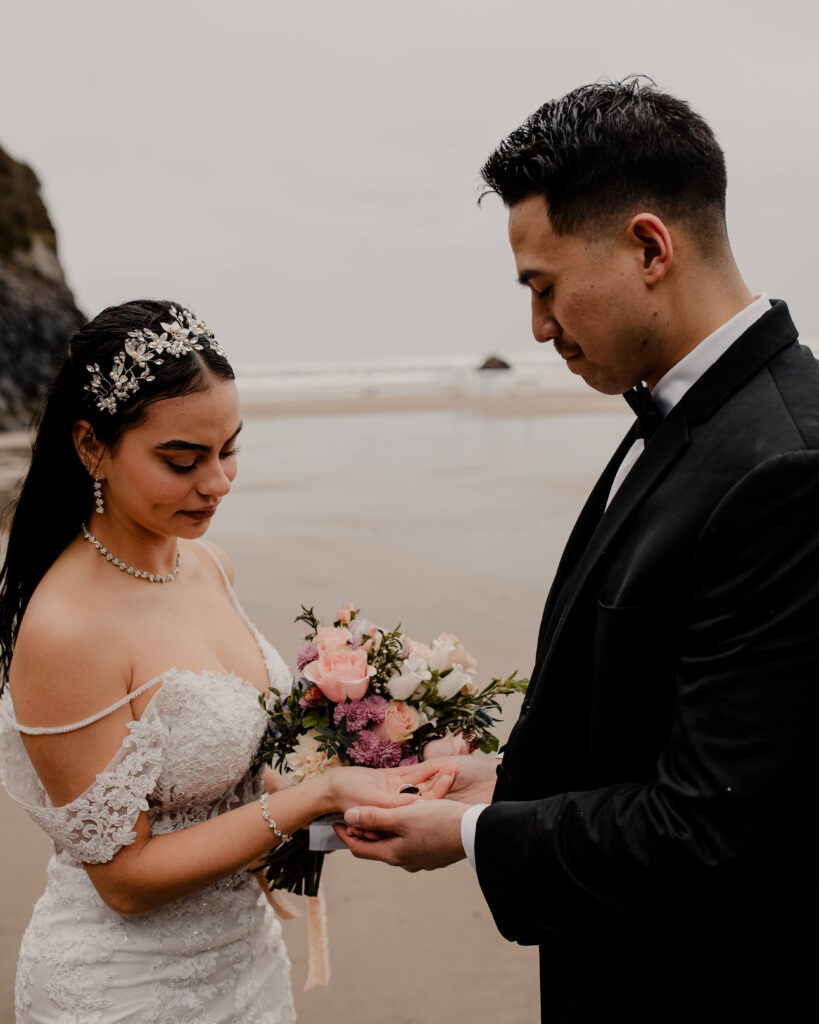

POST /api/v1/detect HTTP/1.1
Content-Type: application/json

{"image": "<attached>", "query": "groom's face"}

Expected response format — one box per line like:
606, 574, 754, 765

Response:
508, 195, 659, 395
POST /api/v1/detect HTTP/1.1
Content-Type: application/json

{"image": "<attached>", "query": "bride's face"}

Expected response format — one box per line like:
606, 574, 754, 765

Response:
97, 376, 242, 539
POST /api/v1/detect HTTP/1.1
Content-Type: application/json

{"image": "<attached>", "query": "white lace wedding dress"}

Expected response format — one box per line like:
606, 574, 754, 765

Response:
0, 544, 297, 1023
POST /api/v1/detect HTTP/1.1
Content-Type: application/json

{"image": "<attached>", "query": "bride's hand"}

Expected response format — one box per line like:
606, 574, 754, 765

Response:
324, 760, 457, 814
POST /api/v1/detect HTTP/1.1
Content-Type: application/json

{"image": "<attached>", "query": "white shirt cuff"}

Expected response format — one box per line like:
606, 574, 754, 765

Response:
460, 802, 489, 870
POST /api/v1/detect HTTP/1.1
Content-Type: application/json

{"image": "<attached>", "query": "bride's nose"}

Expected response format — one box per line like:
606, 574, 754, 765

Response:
197, 460, 232, 498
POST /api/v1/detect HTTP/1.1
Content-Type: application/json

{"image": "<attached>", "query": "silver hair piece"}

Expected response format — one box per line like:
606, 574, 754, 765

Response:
84, 305, 227, 415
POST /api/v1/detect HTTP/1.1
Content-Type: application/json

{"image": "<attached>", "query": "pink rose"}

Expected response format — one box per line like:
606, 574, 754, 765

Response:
337, 603, 357, 625
422, 729, 476, 759
315, 626, 353, 652
302, 647, 375, 702
373, 700, 423, 745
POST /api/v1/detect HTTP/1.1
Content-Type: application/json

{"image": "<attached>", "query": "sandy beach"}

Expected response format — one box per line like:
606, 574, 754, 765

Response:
0, 389, 631, 1023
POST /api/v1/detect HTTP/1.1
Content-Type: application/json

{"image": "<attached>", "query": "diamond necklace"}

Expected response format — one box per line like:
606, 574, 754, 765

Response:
81, 522, 182, 583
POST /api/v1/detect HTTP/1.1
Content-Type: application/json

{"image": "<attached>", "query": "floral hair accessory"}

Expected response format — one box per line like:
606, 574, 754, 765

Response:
84, 305, 227, 415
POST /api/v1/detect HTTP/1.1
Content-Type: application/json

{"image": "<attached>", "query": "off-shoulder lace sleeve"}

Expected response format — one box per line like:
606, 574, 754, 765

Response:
0, 694, 164, 864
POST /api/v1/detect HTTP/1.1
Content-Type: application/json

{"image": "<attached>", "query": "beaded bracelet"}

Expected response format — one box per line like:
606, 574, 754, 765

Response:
259, 793, 293, 844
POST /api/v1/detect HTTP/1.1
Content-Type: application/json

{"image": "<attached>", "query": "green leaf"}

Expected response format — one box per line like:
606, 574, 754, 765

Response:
294, 605, 320, 639
477, 735, 500, 754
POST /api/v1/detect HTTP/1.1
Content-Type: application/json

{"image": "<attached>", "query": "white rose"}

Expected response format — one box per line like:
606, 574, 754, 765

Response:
283, 730, 341, 783
428, 637, 457, 673
387, 653, 432, 700
436, 664, 475, 700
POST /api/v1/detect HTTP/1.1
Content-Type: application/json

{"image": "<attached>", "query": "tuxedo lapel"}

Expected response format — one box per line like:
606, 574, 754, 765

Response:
533, 414, 690, 685
534, 426, 638, 659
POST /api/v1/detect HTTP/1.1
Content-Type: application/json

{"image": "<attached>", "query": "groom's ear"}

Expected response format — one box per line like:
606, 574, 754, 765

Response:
626, 213, 673, 285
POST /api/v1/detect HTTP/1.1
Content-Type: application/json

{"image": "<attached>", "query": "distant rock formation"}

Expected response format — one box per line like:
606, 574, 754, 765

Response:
479, 355, 511, 370
0, 143, 84, 429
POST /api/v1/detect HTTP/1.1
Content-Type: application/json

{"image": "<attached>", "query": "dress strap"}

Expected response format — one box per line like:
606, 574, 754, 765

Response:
195, 538, 235, 595
9, 676, 161, 735
193, 540, 281, 693
195, 540, 250, 627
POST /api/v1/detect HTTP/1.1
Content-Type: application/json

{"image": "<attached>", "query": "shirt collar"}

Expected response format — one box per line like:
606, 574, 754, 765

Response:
652, 294, 771, 416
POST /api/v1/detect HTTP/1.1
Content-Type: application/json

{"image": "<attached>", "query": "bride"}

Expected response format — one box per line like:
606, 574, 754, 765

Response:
0, 300, 447, 1023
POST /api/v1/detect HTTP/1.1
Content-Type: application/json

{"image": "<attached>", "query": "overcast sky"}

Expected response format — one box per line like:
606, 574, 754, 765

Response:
1, 0, 817, 366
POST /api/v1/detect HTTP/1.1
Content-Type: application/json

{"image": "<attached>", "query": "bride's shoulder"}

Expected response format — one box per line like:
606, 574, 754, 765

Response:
20, 539, 124, 636
11, 554, 131, 727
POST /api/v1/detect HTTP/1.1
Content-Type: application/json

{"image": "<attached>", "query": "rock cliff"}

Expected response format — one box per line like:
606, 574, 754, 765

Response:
0, 144, 84, 429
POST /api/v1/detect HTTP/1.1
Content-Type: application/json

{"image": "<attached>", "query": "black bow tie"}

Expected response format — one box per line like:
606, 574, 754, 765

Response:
623, 383, 662, 440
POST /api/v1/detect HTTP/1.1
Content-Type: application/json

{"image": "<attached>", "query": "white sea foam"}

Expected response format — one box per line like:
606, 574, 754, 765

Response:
233, 349, 585, 401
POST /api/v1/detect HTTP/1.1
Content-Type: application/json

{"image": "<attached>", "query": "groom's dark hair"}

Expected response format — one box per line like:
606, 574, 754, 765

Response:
480, 77, 728, 251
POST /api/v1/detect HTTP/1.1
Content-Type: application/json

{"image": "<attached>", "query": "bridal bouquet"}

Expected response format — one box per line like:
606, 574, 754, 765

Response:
254, 603, 527, 896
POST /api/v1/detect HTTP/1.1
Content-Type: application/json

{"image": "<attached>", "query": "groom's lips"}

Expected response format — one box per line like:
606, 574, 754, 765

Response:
180, 506, 217, 522
553, 339, 582, 362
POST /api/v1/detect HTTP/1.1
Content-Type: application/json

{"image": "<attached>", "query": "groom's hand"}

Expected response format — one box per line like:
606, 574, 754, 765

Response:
333, 799, 469, 872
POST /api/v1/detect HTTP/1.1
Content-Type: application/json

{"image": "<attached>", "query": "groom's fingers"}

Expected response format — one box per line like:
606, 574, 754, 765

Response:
345, 805, 403, 832
334, 823, 393, 841
335, 800, 468, 871
332, 822, 405, 864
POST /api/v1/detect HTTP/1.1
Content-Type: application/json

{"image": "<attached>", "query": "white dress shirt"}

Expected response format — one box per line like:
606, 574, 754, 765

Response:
460, 294, 772, 870
606, 294, 772, 506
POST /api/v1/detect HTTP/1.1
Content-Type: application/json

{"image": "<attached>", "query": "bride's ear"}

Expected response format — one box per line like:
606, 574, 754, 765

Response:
72, 420, 106, 478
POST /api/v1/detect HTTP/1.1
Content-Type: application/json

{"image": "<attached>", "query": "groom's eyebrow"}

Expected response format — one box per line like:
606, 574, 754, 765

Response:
155, 423, 243, 453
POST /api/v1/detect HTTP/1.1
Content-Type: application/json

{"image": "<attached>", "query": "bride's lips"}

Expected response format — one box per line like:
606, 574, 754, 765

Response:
180, 506, 217, 522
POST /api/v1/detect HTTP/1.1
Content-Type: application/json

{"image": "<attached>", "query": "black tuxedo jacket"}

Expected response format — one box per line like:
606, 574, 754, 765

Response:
476, 302, 819, 1021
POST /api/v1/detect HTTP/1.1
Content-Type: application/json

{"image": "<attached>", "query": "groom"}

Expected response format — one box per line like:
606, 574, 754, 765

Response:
338, 80, 819, 1021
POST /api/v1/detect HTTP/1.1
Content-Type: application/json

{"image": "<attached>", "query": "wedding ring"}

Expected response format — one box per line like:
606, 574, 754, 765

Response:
398, 784, 420, 794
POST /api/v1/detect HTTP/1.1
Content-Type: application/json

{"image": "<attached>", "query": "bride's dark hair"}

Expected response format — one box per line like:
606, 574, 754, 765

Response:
0, 298, 235, 687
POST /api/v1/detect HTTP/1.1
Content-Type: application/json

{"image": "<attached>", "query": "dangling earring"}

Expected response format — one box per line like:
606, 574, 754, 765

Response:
93, 474, 104, 515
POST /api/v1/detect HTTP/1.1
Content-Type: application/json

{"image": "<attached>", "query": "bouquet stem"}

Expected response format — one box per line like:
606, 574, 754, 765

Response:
261, 829, 325, 898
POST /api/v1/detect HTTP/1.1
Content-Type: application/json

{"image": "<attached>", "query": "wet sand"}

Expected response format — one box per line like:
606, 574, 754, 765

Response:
0, 392, 631, 1022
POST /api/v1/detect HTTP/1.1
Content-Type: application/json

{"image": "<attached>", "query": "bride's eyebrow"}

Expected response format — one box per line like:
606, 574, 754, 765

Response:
154, 423, 243, 454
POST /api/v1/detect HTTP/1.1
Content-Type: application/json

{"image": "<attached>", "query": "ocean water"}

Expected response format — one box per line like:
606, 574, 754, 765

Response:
233, 338, 819, 403
207, 404, 633, 675
233, 347, 583, 401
